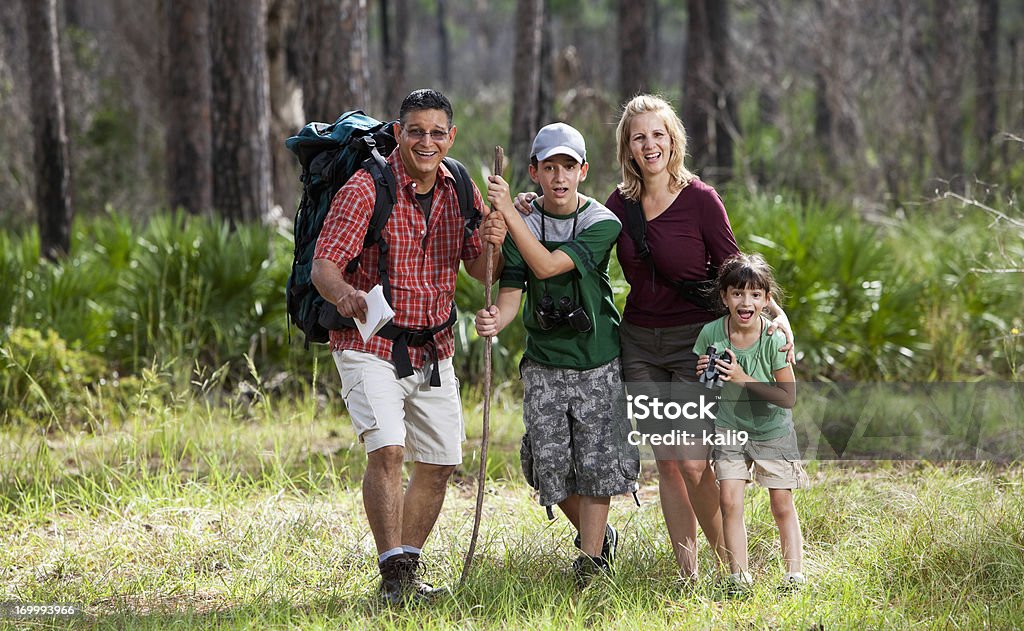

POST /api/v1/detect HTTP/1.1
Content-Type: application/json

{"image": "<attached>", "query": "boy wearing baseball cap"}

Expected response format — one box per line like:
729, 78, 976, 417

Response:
476, 123, 640, 586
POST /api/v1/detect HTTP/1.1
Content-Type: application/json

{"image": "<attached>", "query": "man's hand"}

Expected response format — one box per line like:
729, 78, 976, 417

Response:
475, 304, 502, 337
479, 205, 507, 247
336, 289, 369, 324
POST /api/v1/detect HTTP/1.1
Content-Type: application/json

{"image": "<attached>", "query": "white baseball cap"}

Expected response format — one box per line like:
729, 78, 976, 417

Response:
530, 122, 586, 163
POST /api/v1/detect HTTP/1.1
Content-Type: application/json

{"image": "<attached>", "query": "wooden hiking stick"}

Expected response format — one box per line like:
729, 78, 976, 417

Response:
460, 145, 504, 587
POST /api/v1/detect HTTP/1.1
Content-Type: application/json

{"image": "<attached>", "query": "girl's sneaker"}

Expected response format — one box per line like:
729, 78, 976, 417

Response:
777, 572, 807, 593
719, 572, 754, 598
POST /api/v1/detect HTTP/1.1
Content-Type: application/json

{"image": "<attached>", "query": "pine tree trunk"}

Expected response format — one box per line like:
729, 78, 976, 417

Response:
707, 0, 737, 182
619, 0, 650, 102
166, 0, 212, 215
932, 0, 965, 185
24, 0, 73, 259
210, 0, 271, 224
381, 0, 409, 114
510, 0, 544, 175
268, 0, 301, 212
975, 0, 999, 172
683, 0, 711, 172
537, 0, 554, 127
437, 0, 451, 89
297, 0, 369, 122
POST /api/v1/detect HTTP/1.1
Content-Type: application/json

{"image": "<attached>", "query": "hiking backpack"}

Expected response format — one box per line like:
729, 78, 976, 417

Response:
284, 110, 479, 349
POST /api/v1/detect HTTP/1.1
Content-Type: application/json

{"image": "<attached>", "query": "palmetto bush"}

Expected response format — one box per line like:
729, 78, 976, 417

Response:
109, 212, 290, 373
3, 190, 1020, 404
453, 268, 525, 387
727, 192, 931, 380
2, 212, 291, 384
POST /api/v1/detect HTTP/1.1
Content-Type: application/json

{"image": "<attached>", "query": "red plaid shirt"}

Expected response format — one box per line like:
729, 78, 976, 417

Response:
314, 150, 484, 366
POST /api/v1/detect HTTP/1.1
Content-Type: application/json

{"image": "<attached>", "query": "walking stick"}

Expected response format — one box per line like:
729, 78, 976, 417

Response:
460, 145, 504, 587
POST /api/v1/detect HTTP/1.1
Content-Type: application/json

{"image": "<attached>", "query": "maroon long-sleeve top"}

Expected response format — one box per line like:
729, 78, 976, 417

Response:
606, 179, 739, 328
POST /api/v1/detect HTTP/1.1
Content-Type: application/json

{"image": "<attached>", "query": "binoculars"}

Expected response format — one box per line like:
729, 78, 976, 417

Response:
699, 346, 731, 389
535, 295, 592, 333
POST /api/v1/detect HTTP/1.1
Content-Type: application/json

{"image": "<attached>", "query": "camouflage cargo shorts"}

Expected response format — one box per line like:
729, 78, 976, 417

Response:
519, 358, 641, 507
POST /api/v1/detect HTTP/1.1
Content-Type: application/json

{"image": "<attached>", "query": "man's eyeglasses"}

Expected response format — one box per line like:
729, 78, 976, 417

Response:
402, 126, 451, 142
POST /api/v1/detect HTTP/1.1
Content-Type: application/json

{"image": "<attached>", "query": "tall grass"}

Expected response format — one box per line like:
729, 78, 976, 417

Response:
1, 382, 1022, 629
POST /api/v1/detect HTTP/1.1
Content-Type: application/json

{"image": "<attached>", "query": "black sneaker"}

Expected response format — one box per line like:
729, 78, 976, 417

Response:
405, 553, 450, 602
571, 553, 612, 588
378, 554, 412, 605
572, 524, 618, 565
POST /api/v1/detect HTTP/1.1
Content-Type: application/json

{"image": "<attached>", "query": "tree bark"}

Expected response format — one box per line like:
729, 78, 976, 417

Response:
268, 0, 301, 211
975, 0, 998, 172
683, 0, 712, 172
381, 0, 409, 114
537, 0, 554, 126
932, 0, 965, 185
210, 0, 272, 224
437, 0, 451, 89
24, 0, 73, 259
510, 0, 544, 175
165, 0, 212, 215
707, 0, 737, 181
755, 0, 779, 128
619, 0, 650, 102
297, 0, 369, 122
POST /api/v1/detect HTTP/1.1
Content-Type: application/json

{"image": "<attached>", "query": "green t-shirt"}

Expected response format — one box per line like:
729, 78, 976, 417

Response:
500, 197, 622, 370
693, 315, 792, 440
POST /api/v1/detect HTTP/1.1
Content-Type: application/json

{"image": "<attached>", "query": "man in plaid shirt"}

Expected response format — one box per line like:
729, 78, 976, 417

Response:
311, 89, 505, 604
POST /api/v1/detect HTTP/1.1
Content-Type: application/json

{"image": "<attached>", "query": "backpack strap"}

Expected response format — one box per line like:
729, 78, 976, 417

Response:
344, 135, 398, 305
623, 196, 651, 260
442, 157, 481, 239
374, 304, 457, 386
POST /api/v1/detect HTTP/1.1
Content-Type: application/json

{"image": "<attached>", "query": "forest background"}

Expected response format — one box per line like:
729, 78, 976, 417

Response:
2, 0, 1023, 397
1, 1, 1023, 627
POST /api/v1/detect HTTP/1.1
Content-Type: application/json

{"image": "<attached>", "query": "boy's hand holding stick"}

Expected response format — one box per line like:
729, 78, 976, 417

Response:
460, 145, 504, 587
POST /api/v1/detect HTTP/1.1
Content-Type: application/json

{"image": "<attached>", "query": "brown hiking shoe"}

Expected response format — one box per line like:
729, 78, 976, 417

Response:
378, 554, 413, 605
406, 553, 451, 601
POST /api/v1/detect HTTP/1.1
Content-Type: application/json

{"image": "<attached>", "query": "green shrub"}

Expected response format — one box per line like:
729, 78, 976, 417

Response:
0, 327, 107, 424
108, 211, 290, 377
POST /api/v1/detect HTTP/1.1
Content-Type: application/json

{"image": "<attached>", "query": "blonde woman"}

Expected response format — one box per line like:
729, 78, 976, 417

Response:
609, 95, 793, 583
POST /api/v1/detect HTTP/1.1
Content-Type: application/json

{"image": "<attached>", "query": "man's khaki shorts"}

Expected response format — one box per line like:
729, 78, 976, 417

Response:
712, 428, 809, 490
333, 350, 465, 465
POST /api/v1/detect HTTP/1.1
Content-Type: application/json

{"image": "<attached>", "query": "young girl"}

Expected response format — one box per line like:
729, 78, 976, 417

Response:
695, 253, 807, 594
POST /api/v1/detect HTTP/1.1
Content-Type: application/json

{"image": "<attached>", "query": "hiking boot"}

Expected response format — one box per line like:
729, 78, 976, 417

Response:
378, 554, 413, 605
405, 553, 451, 602
572, 524, 618, 566
571, 553, 612, 588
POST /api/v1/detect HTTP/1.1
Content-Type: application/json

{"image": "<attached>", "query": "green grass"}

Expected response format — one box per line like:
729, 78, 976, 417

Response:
2, 385, 1023, 630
